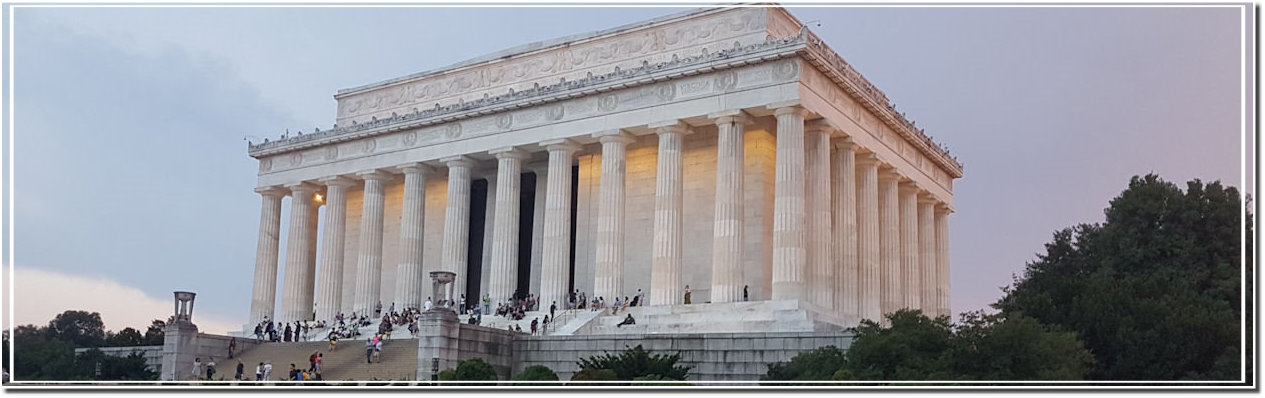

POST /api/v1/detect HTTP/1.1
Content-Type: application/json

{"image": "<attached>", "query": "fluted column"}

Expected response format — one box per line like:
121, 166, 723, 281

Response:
805, 121, 833, 310
831, 138, 859, 322
898, 181, 921, 311
394, 164, 430, 311
771, 104, 810, 300
877, 167, 902, 316
709, 111, 748, 303
918, 193, 938, 315
935, 204, 952, 318
441, 156, 474, 299
855, 154, 882, 323
302, 194, 320, 320
593, 130, 633, 302
315, 177, 353, 322
539, 140, 579, 310
649, 121, 688, 306
281, 182, 319, 322
489, 147, 525, 305
249, 187, 286, 323
352, 170, 391, 317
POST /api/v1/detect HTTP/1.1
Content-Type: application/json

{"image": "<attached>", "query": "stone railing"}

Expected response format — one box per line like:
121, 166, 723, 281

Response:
246, 33, 807, 157
799, 29, 964, 177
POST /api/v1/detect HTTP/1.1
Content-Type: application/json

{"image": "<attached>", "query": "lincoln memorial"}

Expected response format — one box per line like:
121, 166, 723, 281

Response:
243, 6, 961, 334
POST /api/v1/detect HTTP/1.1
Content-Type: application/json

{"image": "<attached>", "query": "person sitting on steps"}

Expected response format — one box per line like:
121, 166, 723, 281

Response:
616, 313, 636, 328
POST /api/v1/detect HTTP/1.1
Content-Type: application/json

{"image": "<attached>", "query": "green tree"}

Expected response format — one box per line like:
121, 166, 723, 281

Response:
10, 324, 76, 380
837, 309, 955, 381
142, 320, 166, 346
47, 310, 106, 348
944, 311, 1094, 380
437, 358, 498, 384
569, 368, 616, 381
997, 175, 1244, 380
576, 345, 691, 381
512, 365, 559, 381
762, 346, 847, 381
105, 327, 145, 347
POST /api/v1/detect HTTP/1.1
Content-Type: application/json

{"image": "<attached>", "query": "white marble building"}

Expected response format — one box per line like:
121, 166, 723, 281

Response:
245, 6, 961, 329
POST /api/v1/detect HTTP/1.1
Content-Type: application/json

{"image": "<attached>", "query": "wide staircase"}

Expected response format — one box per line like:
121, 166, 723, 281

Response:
569, 300, 846, 335
231, 338, 418, 381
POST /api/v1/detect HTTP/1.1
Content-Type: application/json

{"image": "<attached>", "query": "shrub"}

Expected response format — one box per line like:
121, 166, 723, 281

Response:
575, 345, 691, 380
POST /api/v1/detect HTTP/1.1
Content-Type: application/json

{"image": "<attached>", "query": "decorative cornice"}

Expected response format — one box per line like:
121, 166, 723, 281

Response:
798, 29, 964, 178
247, 33, 806, 158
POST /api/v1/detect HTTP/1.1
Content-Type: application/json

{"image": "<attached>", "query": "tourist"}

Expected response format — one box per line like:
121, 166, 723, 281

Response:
192, 358, 203, 380
288, 364, 298, 381
483, 294, 491, 314
459, 294, 466, 313
612, 297, 622, 315
374, 337, 383, 363
308, 351, 319, 372
542, 315, 550, 335
638, 289, 645, 307
744, 285, 749, 302
632, 289, 642, 307
206, 357, 216, 380
550, 301, 557, 319
617, 313, 636, 328
255, 362, 264, 381
284, 324, 292, 342
253, 324, 263, 342
263, 362, 273, 380
228, 337, 237, 358
684, 285, 692, 304
314, 353, 323, 372
364, 339, 375, 364
328, 331, 338, 351
515, 324, 523, 333
530, 318, 539, 335
424, 297, 433, 311
389, 302, 395, 315
235, 360, 244, 381
579, 291, 587, 310
375, 300, 383, 317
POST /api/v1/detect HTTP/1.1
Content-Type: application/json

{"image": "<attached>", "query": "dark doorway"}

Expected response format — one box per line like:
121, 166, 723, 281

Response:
465, 179, 489, 304
515, 172, 538, 299
567, 165, 579, 294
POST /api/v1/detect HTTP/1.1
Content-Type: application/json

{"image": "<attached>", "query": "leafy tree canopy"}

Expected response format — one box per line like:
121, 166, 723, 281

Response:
997, 174, 1246, 380
576, 345, 691, 381
47, 310, 106, 348
512, 365, 559, 381
438, 358, 498, 383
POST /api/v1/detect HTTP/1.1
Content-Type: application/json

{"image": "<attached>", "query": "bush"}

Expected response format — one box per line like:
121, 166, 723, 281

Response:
575, 345, 691, 381
762, 346, 847, 382
512, 365, 559, 381
437, 358, 498, 385
569, 368, 617, 382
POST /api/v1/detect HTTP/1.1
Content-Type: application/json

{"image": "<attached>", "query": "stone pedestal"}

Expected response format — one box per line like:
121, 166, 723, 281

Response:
415, 310, 461, 381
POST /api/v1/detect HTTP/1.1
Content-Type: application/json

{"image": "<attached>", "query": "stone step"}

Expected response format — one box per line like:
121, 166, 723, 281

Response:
231, 339, 418, 382
587, 318, 817, 335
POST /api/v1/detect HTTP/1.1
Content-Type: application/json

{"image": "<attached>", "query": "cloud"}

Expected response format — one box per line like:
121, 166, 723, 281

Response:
3, 266, 242, 335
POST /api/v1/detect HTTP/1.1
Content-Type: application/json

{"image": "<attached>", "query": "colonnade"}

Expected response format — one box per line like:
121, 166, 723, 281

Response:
247, 103, 953, 325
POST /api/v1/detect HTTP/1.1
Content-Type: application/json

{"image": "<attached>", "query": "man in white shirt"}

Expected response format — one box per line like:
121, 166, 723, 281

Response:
424, 297, 433, 311
192, 358, 203, 380
263, 362, 273, 380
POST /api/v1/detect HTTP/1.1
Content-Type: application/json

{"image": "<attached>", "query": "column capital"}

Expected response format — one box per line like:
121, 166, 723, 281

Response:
831, 136, 856, 151
318, 176, 357, 188
540, 138, 581, 153
441, 155, 475, 168
805, 119, 837, 135
935, 202, 954, 214
490, 146, 527, 160
708, 109, 752, 125
649, 120, 691, 136
898, 180, 920, 193
768, 101, 813, 118
397, 162, 434, 175
285, 182, 321, 196
856, 152, 881, 166
255, 185, 288, 197
877, 166, 903, 181
593, 130, 635, 144
356, 170, 394, 182
918, 191, 939, 204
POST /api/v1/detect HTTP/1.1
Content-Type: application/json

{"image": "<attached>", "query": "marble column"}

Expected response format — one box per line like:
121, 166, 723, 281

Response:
440, 156, 474, 301
650, 121, 688, 306
302, 196, 320, 320
935, 204, 952, 318
877, 167, 902, 316
709, 111, 748, 303
352, 170, 391, 318
593, 130, 633, 302
770, 104, 810, 301
315, 177, 353, 322
831, 138, 859, 322
394, 164, 430, 311
539, 139, 579, 311
805, 121, 833, 310
489, 147, 525, 305
855, 154, 882, 323
918, 193, 938, 315
281, 182, 318, 322
898, 181, 921, 311
249, 187, 286, 324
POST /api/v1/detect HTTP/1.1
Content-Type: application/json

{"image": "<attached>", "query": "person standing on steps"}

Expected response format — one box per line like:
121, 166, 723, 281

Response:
684, 285, 692, 304
206, 357, 216, 380
743, 285, 749, 302
550, 301, 557, 319
365, 339, 375, 364
192, 357, 203, 381
263, 361, 273, 381
235, 360, 244, 381
483, 294, 491, 315
255, 362, 264, 381
375, 301, 383, 317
